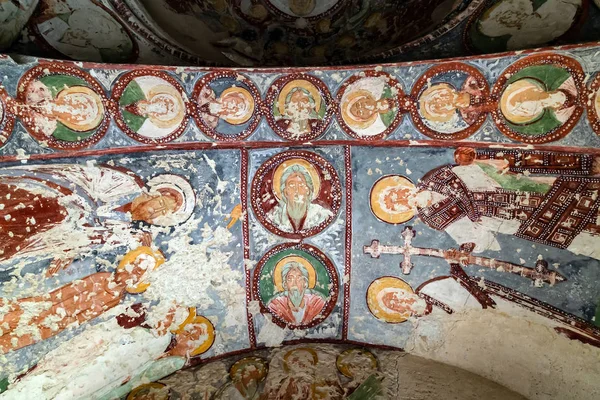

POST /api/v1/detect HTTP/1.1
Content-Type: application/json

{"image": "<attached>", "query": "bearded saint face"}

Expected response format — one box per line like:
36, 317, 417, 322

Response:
285, 89, 315, 121
282, 172, 311, 225
284, 266, 308, 308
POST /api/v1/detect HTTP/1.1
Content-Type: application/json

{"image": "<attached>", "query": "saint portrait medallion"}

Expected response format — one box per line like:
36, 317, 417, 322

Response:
336, 71, 404, 141
113, 70, 189, 144
192, 71, 261, 141
253, 243, 339, 330
491, 53, 585, 144
366, 277, 430, 323
251, 150, 342, 239
411, 62, 489, 140
265, 74, 333, 141
16, 63, 109, 150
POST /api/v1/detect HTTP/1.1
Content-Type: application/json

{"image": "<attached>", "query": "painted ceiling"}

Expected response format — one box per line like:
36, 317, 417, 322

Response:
0, 1, 599, 400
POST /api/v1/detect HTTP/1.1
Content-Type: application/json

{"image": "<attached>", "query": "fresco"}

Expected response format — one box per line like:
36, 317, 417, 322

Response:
144, 343, 527, 399
0, 39, 600, 400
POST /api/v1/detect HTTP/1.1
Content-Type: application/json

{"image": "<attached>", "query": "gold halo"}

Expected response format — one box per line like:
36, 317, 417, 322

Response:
277, 79, 322, 116
117, 246, 165, 294
220, 86, 255, 125
595, 89, 600, 118
272, 158, 321, 201
283, 347, 319, 373
336, 348, 378, 378
418, 83, 459, 123
366, 277, 415, 323
172, 307, 216, 356
341, 89, 379, 130
500, 78, 547, 125
370, 175, 416, 224
146, 84, 185, 129
55, 86, 104, 131
273, 255, 316, 292
229, 357, 269, 382
127, 383, 168, 400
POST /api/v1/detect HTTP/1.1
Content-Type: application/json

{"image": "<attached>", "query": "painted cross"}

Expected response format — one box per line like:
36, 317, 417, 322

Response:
364, 227, 566, 286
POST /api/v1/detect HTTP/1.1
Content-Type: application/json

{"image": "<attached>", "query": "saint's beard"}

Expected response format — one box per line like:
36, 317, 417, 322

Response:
288, 288, 305, 308
285, 196, 310, 227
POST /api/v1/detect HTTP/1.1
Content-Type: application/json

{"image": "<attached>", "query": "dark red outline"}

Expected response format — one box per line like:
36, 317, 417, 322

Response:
342, 145, 352, 340
15, 63, 110, 150
191, 71, 263, 142
250, 149, 342, 239
490, 53, 586, 144
409, 61, 490, 140
264, 73, 334, 141
335, 70, 405, 141
111, 69, 190, 144
251, 243, 340, 330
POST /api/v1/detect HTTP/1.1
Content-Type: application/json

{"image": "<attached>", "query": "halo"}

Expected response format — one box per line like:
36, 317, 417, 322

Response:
500, 78, 546, 125
273, 255, 316, 292
418, 83, 459, 123
146, 84, 185, 129
146, 174, 196, 226
283, 347, 319, 373
341, 89, 379, 130
272, 158, 321, 201
229, 357, 269, 382
336, 348, 378, 378
277, 79, 322, 116
55, 86, 105, 132
220, 86, 255, 125
118, 246, 165, 294
595, 89, 600, 118
370, 175, 416, 224
172, 307, 216, 357
366, 277, 416, 323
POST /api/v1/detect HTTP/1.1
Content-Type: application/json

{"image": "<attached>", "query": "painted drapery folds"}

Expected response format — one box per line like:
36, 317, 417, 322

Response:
0, 43, 600, 399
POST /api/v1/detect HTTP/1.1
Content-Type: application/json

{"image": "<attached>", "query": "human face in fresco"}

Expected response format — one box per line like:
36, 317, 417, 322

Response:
131, 193, 178, 223
283, 172, 310, 204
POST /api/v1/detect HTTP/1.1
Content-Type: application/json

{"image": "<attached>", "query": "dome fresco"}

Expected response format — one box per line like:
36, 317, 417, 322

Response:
0, 1, 599, 399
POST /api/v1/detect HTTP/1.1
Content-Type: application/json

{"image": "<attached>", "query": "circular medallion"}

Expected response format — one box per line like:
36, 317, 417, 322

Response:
127, 383, 169, 400
30, 0, 138, 63
464, 0, 586, 54
251, 150, 342, 239
490, 53, 585, 144
586, 72, 600, 137
336, 71, 404, 141
336, 348, 378, 379
16, 63, 109, 150
410, 62, 489, 140
366, 277, 430, 323
112, 70, 189, 144
0, 90, 16, 148
265, 74, 333, 141
230, 357, 269, 382
253, 243, 339, 330
192, 71, 261, 141
370, 175, 416, 224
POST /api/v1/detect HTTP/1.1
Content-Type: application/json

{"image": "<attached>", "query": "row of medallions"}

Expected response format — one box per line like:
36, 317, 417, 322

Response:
2, 53, 600, 150
127, 347, 381, 400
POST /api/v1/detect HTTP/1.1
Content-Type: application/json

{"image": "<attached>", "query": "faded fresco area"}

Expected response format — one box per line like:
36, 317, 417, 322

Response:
0, 1, 599, 400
